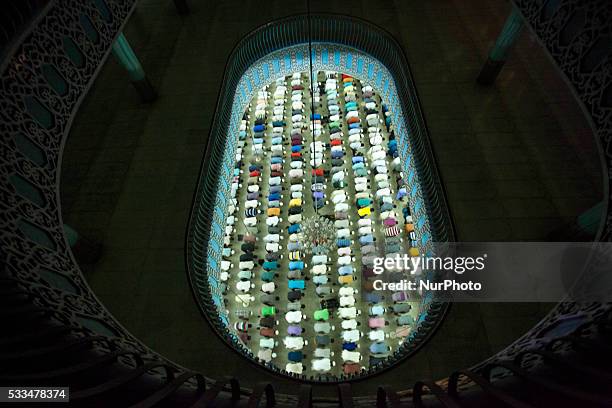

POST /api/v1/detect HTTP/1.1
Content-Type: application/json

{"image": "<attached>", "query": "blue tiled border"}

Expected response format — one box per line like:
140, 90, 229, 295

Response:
205, 43, 435, 330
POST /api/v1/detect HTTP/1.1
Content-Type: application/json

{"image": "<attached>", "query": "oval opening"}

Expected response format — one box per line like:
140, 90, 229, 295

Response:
188, 26, 451, 383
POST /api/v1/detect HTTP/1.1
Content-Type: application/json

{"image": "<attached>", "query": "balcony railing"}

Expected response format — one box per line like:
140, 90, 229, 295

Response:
184, 12, 454, 383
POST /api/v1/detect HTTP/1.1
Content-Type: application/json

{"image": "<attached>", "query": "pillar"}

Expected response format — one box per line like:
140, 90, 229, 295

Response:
577, 201, 604, 236
546, 201, 604, 241
477, 6, 524, 86
63, 224, 102, 264
112, 33, 157, 102
173, 0, 189, 14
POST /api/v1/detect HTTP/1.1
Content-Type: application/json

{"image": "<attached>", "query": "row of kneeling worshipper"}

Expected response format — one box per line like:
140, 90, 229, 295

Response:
220, 110, 264, 344
229, 88, 281, 322
263, 73, 311, 375
358, 89, 420, 362
301, 73, 338, 374
303, 73, 366, 371
220, 114, 261, 296
340, 73, 381, 277
337, 74, 364, 370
